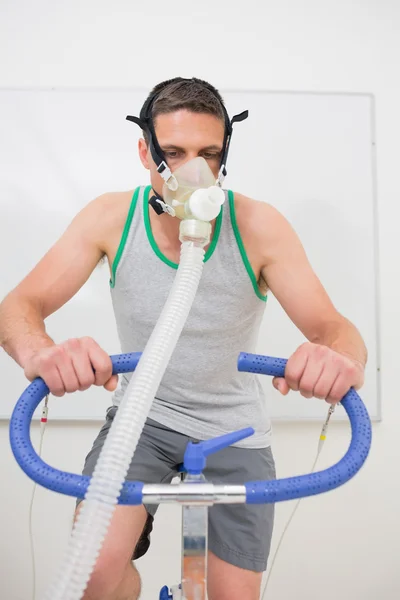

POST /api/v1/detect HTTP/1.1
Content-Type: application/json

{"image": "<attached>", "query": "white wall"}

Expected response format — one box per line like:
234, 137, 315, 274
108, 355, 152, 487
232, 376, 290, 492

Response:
0, 1, 399, 599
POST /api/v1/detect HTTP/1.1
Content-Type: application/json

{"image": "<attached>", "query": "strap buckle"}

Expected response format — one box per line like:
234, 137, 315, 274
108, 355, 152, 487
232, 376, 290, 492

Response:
157, 161, 178, 191
216, 165, 227, 187
149, 195, 176, 217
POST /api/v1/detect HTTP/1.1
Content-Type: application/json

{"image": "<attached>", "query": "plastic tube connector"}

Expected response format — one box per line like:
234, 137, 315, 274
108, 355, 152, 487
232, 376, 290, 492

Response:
179, 219, 211, 245
188, 186, 225, 221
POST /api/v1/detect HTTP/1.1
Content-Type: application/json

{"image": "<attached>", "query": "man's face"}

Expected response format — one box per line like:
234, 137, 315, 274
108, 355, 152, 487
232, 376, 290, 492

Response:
138, 109, 225, 195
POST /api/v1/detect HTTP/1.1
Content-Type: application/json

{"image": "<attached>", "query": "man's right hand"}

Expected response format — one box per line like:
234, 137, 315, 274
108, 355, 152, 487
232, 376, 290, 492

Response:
24, 337, 118, 397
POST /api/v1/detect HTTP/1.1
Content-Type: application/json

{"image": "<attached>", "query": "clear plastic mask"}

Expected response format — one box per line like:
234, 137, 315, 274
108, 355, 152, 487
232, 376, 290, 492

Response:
162, 157, 219, 220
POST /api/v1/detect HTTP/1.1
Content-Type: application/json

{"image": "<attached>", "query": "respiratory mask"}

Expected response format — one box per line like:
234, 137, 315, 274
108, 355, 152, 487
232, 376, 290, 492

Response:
161, 157, 225, 221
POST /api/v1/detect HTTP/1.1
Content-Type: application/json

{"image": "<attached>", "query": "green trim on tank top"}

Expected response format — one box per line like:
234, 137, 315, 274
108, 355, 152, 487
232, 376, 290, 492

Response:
228, 190, 267, 302
143, 185, 223, 269
109, 186, 140, 288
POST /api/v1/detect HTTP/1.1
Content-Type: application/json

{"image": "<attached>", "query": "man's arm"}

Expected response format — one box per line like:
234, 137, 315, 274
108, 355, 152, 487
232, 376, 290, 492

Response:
258, 203, 367, 402
0, 194, 118, 395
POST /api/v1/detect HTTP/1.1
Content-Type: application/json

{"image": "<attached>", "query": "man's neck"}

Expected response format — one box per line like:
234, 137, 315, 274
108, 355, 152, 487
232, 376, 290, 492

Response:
149, 204, 180, 241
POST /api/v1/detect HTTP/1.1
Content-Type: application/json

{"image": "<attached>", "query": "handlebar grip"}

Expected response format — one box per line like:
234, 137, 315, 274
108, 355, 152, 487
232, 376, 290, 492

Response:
238, 353, 287, 377
9, 352, 145, 503
237, 352, 372, 503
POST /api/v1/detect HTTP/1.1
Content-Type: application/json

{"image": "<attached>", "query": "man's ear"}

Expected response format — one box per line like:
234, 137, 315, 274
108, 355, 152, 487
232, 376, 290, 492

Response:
138, 138, 150, 170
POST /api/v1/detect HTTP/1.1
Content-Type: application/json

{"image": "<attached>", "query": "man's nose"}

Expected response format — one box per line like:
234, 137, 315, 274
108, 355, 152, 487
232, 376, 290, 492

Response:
183, 152, 198, 163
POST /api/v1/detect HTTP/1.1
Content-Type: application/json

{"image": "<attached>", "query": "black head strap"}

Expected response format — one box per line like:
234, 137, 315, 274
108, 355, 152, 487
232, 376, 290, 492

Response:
126, 111, 171, 182
126, 86, 175, 186
218, 109, 249, 182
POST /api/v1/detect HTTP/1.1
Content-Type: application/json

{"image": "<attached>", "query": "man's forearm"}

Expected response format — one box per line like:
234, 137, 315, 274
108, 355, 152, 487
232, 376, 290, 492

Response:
0, 293, 54, 368
312, 316, 368, 367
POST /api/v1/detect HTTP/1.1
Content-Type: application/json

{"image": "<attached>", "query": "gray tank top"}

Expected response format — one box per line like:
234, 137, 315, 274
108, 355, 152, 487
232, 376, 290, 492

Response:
110, 186, 272, 448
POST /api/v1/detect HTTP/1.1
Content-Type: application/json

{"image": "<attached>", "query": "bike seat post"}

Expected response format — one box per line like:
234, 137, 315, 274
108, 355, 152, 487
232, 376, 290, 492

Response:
181, 470, 208, 600
181, 428, 254, 599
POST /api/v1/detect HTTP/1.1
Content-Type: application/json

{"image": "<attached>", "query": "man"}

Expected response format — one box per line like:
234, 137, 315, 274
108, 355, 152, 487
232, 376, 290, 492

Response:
0, 77, 366, 600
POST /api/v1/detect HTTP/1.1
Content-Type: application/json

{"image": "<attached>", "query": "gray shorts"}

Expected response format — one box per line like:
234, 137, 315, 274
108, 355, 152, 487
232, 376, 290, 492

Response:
78, 406, 276, 572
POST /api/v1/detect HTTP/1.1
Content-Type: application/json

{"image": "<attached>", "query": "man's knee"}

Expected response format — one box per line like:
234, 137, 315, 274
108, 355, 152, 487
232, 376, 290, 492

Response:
73, 502, 147, 599
82, 560, 140, 600
207, 551, 262, 600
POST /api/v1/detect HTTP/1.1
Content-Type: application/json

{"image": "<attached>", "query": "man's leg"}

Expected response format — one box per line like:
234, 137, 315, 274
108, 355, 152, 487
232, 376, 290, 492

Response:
207, 551, 262, 600
205, 444, 276, 600
75, 411, 189, 599
74, 503, 146, 600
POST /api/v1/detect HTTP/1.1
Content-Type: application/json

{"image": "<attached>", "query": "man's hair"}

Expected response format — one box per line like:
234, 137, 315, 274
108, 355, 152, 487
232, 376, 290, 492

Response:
142, 77, 226, 141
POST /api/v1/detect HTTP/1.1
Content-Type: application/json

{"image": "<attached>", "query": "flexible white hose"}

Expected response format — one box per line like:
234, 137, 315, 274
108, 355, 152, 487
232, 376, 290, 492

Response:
43, 240, 206, 600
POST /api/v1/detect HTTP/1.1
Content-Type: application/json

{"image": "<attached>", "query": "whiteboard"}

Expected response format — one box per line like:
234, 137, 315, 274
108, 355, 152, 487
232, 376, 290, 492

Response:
0, 88, 380, 422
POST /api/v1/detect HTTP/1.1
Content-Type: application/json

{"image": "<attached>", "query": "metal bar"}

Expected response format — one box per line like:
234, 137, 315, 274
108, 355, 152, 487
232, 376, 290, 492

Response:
142, 483, 246, 505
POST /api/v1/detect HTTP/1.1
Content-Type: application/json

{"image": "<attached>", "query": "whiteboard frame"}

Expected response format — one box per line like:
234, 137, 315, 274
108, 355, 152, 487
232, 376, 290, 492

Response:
0, 87, 381, 423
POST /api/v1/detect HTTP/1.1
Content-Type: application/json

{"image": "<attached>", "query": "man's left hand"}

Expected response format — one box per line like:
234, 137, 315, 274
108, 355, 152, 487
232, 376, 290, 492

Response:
272, 342, 365, 404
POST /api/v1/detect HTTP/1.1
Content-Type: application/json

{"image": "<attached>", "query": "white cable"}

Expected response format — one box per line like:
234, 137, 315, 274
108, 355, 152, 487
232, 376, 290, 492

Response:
29, 397, 49, 600
261, 404, 336, 599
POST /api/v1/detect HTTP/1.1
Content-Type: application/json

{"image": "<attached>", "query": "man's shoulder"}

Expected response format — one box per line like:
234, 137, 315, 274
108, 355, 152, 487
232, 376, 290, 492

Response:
228, 190, 297, 263
228, 190, 283, 233
93, 188, 137, 210
78, 188, 138, 251
88, 188, 137, 225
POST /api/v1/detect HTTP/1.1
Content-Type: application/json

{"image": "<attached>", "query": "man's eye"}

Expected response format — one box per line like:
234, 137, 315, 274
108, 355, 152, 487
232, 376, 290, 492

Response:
202, 153, 219, 160
165, 151, 180, 159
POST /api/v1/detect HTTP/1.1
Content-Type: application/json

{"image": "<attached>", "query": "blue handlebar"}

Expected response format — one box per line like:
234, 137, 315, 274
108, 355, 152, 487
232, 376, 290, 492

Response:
9, 351, 372, 505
